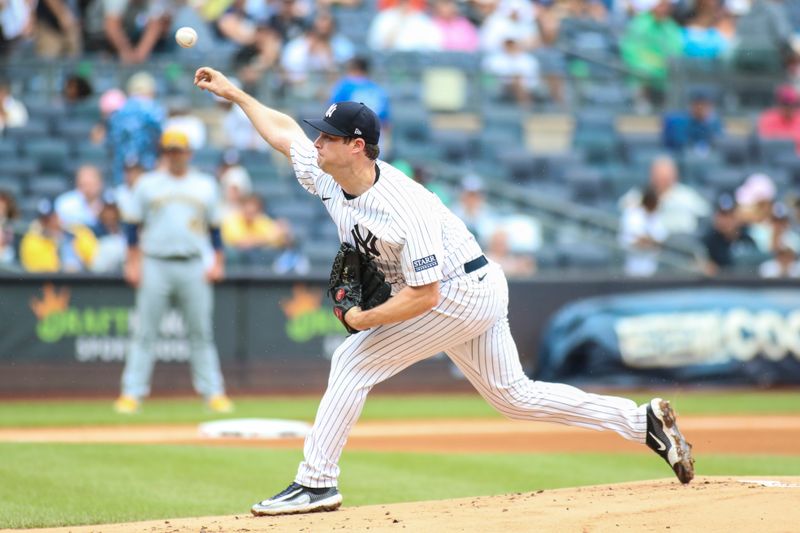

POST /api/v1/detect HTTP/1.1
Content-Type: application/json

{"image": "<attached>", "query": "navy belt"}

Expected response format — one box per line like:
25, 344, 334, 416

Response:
464, 255, 488, 274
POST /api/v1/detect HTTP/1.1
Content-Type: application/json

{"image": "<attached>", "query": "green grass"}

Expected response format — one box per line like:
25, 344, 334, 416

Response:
0, 390, 798, 428
1, 443, 799, 529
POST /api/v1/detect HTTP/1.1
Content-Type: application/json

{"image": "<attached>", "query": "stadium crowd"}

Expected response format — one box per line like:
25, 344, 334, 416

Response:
0, 0, 800, 278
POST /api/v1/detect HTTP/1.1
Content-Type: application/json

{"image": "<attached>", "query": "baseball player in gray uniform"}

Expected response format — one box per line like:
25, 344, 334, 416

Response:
114, 129, 233, 415
194, 67, 694, 516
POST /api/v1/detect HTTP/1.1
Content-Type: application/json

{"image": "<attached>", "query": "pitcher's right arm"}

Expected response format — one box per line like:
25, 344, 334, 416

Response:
194, 67, 306, 160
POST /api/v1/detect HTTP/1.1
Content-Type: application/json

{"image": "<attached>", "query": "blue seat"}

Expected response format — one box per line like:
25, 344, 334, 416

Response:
5, 119, 50, 141
28, 174, 70, 198
24, 138, 71, 173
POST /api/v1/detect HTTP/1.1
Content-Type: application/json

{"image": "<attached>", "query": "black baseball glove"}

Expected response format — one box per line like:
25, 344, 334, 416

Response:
328, 243, 392, 334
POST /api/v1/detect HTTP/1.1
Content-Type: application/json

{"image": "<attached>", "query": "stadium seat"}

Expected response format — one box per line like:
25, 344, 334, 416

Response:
432, 130, 477, 165
757, 137, 796, 163
0, 158, 38, 184
4, 119, 50, 141
74, 143, 109, 166
54, 119, 96, 140
24, 138, 71, 173
0, 177, 23, 198
715, 135, 752, 166
497, 148, 540, 182
28, 175, 70, 198
563, 166, 605, 204
392, 107, 431, 144
703, 167, 746, 194
0, 138, 18, 159
556, 241, 614, 270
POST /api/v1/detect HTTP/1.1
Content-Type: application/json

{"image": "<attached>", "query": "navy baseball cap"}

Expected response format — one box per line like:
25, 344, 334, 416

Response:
304, 102, 380, 145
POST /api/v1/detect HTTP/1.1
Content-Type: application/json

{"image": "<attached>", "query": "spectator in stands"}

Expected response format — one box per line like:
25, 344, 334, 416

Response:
0, 0, 33, 57
619, 187, 667, 277
214, 0, 267, 47
759, 243, 800, 278
222, 193, 290, 264
217, 150, 253, 219
267, 0, 310, 43
482, 34, 542, 106
34, 0, 81, 58
107, 72, 164, 185
0, 80, 28, 133
681, 0, 733, 59
20, 198, 97, 273
368, 0, 441, 51
229, 20, 284, 87
91, 88, 126, 145
99, 0, 175, 64
620, 156, 710, 234
116, 154, 145, 220
164, 97, 207, 150
280, 11, 354, 87
91, 194, 127, 273
758, 85, 800, 153
330, 57, 391, 143
451, 174, 498, 246
432, 0, 479, 52
0, 190, 19, 267
486, 227, 536, 277
662, 88, 724, 154
735, 172, 776, 227
702, 194, 757, 275
620, 0, 683, 108
478, 0, 538, 52
749, 201, 800, 254
62, 74, 93, 104
55, 164, 105, 229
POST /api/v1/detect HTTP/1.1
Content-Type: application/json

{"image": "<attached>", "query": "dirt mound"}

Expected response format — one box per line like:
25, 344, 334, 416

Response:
20, 477, 800, 533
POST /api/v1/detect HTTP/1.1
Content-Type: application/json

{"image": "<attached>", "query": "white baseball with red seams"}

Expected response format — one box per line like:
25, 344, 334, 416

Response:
288, 132, 649, 488
175, 27, 197, 48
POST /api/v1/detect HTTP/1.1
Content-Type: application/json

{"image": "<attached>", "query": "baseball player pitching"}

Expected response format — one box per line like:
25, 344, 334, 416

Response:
114, 129, 233, 415
194, 66, 695, 516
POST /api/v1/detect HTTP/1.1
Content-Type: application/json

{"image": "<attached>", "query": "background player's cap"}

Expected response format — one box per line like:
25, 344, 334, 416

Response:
304, 101, 380, 145
161, 129, 191, 151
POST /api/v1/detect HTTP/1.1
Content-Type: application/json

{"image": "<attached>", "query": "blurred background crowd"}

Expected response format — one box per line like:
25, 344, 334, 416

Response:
1, 0, 800, 278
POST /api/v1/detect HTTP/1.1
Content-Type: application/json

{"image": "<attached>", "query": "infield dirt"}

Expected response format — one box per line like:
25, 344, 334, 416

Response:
16, 477, 800, 533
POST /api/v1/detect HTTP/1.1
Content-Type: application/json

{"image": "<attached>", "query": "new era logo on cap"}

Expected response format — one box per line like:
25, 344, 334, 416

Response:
304, 101, 380, 145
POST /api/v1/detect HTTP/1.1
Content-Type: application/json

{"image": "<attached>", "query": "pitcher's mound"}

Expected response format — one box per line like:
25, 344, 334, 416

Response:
30, 476, 800, 533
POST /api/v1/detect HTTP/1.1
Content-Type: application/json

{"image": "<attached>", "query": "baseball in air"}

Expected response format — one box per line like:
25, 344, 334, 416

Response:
175, 27, 198, 48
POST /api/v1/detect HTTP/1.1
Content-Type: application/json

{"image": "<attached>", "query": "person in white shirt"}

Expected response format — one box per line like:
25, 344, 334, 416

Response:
367, 0, 442, 51
193, 65, 695, 517
55, 164, 105, 229
0, 81, 28, 132
619, 155, 710, 235
482, 34, 541, 105
619, 187, 668, 277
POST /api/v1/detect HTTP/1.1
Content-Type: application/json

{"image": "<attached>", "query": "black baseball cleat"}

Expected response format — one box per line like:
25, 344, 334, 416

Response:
251, 482, 342, 516
645, 398, 695, 484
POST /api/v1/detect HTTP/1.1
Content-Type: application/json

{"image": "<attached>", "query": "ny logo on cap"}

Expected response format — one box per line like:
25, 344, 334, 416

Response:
325, 104, 337, 118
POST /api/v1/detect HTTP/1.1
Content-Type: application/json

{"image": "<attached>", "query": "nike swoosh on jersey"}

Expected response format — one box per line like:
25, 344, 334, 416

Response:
322, 196, 331, 201
478, 274, 487, 281
648, 431, 667, 451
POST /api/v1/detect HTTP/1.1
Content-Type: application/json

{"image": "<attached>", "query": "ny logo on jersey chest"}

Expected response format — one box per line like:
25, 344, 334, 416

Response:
351, 224, 380, 257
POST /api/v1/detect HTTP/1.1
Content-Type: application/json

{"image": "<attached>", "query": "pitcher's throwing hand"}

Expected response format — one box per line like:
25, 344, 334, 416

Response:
194, 67, 238, 102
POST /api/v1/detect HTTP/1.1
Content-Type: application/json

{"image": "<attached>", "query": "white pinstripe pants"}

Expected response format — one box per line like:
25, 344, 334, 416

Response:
295, 263, 648, 488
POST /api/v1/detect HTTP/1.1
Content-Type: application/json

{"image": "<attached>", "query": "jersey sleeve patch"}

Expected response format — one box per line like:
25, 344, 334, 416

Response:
412, 255, 438, 272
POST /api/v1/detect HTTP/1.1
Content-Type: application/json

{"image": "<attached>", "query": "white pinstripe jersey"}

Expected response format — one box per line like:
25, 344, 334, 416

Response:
291, 137, 483, 291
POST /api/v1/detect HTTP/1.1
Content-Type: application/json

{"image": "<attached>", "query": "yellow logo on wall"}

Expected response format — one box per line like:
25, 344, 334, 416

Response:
30, 284, 130, 343
280, 284, 345, 342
